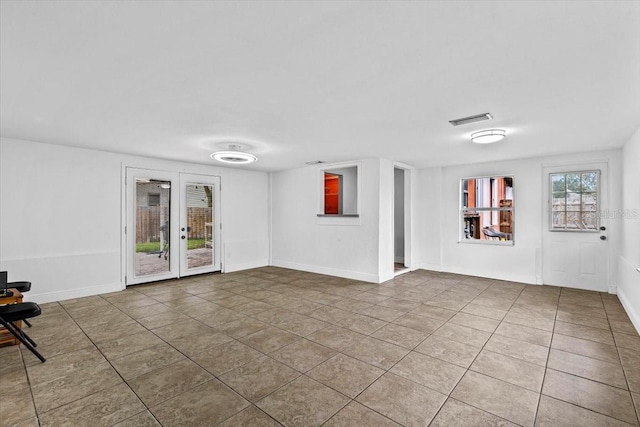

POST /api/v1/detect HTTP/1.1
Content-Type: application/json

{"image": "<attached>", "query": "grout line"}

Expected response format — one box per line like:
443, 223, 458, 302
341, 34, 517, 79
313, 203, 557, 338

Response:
9, 270, 640, 426
58, 300, 164, 425
534, 286, 561, 427
16, 342, 42, 427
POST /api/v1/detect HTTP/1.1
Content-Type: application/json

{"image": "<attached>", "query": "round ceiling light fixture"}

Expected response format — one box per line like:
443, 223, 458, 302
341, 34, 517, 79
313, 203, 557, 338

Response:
471, 129, 506, 144
210, 144, 257, 164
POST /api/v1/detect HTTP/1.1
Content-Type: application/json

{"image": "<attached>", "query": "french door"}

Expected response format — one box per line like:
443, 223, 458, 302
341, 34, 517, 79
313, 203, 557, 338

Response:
125, 168, 221, 285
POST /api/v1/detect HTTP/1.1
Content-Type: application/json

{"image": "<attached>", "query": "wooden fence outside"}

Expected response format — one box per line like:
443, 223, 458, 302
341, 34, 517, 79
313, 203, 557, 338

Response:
136, 207, 212, 243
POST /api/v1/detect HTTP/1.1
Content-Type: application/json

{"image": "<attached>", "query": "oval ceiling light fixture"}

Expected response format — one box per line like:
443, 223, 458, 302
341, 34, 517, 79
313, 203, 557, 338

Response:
471, 129, 506, 144
210, 144, 257, 164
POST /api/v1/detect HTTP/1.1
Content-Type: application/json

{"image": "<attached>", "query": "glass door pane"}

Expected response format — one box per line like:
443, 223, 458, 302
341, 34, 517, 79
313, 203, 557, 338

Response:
135, 179, 172, 276
180, 174, 221, 276
185, 183, 214, 270
126, 168, 179, 285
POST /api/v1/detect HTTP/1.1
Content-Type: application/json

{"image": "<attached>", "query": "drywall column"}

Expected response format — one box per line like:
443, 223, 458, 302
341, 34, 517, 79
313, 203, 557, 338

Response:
378, 159, 395, 283
618, 127, 640, 332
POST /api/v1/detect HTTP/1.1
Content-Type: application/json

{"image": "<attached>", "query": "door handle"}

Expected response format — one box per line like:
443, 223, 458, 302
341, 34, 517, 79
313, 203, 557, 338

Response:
600, 235, 607, 240
181, 235, 186, 240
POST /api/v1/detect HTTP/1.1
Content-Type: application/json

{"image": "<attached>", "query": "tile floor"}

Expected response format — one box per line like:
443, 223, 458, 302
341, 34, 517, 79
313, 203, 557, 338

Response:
3, 267, 640, 426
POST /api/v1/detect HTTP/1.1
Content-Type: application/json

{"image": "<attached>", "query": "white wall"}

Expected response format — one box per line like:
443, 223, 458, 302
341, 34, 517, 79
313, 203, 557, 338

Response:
618, 127, 640, 332
0, 137, 269, 303
271, 159, 386, 282
416, 167, 443, 269
3, 134, 632, 312
416, 149, 623, 286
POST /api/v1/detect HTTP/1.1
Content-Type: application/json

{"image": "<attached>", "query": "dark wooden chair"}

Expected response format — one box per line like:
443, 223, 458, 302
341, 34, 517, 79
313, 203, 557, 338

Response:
7, 281, 33, 327
0, 302, 46, 362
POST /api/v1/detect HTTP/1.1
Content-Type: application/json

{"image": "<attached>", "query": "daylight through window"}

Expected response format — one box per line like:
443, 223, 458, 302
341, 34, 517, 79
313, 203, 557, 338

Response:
461, 176, 514, 244
550, 171, 599, 231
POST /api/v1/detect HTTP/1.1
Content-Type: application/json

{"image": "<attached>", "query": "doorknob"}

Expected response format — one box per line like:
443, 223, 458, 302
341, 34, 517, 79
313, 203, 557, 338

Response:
181, 235, 186, 240
600, 226, 606, 231
181, 227, 186, 232
600, 235, 607, 240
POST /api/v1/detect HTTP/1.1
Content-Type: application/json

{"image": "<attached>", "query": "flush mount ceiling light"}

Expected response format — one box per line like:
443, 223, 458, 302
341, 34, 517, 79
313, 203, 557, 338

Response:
471, 129, 506, 144
210, 144, 257, 164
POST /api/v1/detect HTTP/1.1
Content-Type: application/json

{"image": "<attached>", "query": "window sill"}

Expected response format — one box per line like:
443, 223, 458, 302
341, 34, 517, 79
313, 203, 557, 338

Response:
316, 214, 361, 226
458, 239, 514, 246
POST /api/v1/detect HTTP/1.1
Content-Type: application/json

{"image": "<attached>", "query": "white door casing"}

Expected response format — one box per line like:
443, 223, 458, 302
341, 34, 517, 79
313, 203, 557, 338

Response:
125, 168, 221, 285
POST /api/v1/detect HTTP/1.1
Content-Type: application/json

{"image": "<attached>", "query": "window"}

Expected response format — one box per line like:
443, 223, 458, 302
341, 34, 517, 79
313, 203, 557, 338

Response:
318, 165, 359, 217
550, 170, 599, 231
461, 176, 514, 244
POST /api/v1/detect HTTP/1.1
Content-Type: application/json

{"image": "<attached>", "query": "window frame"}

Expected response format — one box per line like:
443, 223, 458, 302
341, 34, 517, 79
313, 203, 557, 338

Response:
549, 170, 600, 232
315, 162, 361, 226
459, 175, 515, 246
316, 162, 360, 218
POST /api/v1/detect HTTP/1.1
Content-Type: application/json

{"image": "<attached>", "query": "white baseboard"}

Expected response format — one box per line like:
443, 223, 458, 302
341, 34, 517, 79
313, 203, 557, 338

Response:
617, 287, 640, 336
419, 263, 444, 272
271, 260, 381, 283
224, 259, 269, 274
379, 271, 396, 283
616, 255, 640, 335
414, 262, 538, 284
24, 282, 125, 305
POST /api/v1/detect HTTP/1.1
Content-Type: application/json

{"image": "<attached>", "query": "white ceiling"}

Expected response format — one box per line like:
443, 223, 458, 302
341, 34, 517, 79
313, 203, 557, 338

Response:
1, 1, 639, 172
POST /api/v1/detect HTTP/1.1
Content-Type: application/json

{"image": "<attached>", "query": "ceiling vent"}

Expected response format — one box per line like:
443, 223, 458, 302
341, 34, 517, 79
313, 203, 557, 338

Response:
305, 160, 325, 165
449, 113, 493, 126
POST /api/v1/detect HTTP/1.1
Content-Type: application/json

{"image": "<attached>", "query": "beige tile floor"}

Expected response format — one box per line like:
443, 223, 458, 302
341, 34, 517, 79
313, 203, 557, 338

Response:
3, 267, 640, 427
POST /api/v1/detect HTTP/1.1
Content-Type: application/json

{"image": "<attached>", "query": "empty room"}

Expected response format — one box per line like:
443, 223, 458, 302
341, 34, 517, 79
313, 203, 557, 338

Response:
1, 1, 639, 426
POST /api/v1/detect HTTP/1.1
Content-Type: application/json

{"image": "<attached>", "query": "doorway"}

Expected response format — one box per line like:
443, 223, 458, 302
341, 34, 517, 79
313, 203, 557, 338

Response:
125, 168, 222, 285
541, 162, 609, 291
394, 167, 409, 275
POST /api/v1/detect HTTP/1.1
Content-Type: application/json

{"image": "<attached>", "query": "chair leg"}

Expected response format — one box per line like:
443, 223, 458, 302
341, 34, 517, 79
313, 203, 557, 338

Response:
24, 319, 32, 328
0, 319, 46, 363
9, 321, 37, 347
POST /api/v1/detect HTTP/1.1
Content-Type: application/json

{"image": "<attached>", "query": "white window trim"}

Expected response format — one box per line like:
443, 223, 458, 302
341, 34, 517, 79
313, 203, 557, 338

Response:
459, 175, 515, 246
316, 161, 361, 226
548, 169, 600, 232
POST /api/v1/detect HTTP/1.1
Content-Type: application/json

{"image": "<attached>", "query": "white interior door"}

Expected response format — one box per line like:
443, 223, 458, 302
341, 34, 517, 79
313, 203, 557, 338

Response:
179, 174, 222, 276
126, 168, 221, 285
542, 162, 609, 291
